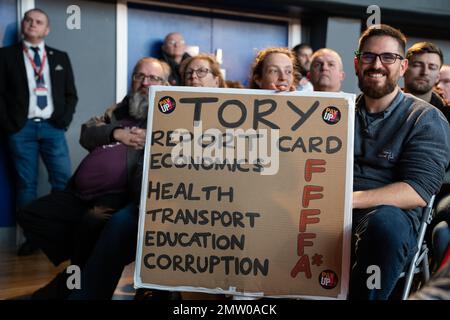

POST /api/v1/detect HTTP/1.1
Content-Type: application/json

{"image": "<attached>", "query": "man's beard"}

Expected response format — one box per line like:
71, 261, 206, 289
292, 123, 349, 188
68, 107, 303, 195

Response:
406, 78, 434, 95
129, 92, 149, 120
358, 68, 398, 99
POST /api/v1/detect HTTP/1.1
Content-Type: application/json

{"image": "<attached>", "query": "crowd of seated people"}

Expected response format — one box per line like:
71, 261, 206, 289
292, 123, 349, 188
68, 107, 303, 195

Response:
3, 9, 450, 300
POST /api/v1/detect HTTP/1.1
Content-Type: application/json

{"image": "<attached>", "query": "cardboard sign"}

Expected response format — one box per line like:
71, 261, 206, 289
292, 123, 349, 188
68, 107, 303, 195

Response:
134, 86, 355, 299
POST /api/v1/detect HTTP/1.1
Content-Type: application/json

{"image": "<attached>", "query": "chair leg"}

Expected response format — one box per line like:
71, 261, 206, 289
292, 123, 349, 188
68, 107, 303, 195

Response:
401, 195, 435, 300
402, 254, 419, 300
422, 250, 430, 282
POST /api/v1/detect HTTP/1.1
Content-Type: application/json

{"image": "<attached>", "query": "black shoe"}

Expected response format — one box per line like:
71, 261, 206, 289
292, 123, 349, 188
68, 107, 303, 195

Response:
134, 288, 153, 300
134, 289, 181, 301
17, 240, 38, 256
31, 272, 71, 300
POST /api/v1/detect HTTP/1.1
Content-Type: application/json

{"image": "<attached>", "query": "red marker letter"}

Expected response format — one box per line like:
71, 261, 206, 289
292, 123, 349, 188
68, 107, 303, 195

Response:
304, 159, 326, 182
302, 185, 323, 207
299, 209, 320, 232
290, 254, 312, 279
297, 232, 316, 256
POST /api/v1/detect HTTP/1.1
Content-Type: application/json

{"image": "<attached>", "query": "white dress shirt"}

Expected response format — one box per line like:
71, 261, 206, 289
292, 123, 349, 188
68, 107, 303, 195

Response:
23, 40, 54, 119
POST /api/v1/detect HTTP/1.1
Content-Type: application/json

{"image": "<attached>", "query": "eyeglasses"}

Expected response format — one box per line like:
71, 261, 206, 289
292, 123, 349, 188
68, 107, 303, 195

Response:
355, 51, 404, 64
166, 40, 185, 46
184, 68, 212, 79
132, 73, 164, 83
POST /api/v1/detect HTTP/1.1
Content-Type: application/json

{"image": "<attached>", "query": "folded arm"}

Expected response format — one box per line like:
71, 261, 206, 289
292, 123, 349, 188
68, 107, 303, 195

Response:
353, 182, 426, 210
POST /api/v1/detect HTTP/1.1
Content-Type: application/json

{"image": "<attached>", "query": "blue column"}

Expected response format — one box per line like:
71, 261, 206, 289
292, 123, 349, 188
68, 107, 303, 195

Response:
0, 0, 18, 228
0, 139, 15, 227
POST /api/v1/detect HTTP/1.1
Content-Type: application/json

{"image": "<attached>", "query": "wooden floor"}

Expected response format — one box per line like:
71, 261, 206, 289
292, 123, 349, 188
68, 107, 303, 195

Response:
0, 248, 226, 300
0, 248, 136, 300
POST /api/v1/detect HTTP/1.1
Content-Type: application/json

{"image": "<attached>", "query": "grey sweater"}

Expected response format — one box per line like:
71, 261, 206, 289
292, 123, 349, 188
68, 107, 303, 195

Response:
354, 90, 450, 229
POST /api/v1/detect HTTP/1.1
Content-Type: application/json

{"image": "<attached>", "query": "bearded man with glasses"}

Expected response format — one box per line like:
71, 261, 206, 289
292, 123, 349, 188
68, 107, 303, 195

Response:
350, 24, 450, 300
18, 57, 170, 299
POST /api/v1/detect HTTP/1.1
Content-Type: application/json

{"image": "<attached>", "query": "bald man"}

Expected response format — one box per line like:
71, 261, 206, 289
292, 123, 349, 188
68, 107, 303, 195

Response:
160, 32, 191, 85
438, 64, 450, 101
309, 48, 345, 92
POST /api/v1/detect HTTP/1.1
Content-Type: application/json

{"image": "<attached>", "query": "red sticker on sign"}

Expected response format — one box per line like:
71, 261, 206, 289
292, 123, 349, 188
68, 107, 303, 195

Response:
158, 96, 176, 114
319, 269, 338, 289
322, 106, 341, 125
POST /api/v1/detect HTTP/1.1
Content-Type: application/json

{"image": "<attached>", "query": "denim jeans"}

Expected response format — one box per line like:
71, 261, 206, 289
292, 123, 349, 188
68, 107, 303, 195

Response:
68, 203, 139, 300
8, 119, 71, 207
349, 205, 418, 300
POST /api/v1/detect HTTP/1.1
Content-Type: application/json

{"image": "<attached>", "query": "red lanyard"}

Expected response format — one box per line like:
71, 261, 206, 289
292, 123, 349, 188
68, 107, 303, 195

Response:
23, 45, 47, 80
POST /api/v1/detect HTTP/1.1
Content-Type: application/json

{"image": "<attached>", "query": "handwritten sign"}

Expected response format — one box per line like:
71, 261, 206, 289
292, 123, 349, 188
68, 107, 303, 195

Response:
135, 86, 354, 299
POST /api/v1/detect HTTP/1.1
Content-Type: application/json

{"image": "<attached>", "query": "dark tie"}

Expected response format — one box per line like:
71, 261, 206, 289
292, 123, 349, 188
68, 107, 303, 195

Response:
30, 46, 47, 109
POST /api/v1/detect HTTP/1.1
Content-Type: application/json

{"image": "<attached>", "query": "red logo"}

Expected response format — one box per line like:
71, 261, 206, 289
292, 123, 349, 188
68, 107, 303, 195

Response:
319, 270, 338, 289
158, 96, 176, 114
322, 106, 341, 125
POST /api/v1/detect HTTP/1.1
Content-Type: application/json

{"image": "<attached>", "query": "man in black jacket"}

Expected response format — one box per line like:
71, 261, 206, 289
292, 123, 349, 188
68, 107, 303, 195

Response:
0, 8, 78, 255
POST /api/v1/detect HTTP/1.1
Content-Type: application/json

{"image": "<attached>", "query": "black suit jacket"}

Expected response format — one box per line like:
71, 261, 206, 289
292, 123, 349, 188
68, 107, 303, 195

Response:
0, 42, 78, 134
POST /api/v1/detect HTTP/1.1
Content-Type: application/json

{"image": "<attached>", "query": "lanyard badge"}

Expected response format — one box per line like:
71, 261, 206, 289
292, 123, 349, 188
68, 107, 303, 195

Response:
23, 45, 47, 82
34, 86, 48, 95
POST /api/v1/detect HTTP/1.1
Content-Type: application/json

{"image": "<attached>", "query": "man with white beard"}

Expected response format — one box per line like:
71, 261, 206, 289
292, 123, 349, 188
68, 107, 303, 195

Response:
18, 57, 169, 299
81, 57, 168, 151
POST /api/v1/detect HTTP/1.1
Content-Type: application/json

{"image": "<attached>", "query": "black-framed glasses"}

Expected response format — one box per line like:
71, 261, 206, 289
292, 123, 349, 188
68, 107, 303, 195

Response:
132, 73, 164, 83
184, 68, 211, 79
355, 51, 404, 64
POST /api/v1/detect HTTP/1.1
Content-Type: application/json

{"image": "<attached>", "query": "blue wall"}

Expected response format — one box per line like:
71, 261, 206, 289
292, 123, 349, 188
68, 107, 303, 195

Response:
0, 0, 18, 46
0, 0, 18, 227
128, 3, 288, 87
